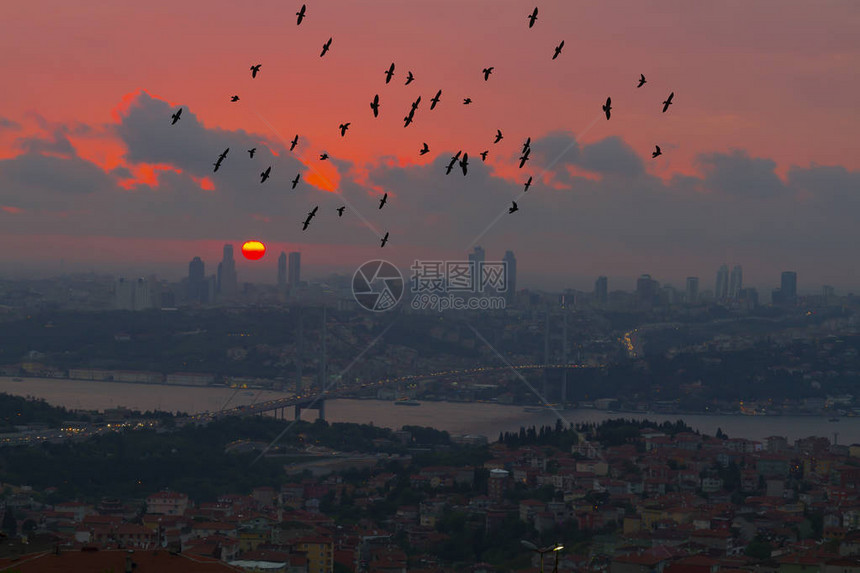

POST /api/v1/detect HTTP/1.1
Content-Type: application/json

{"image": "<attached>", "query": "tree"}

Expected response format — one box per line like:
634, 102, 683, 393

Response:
2, 509, 17, 537
744, 539, 773, 560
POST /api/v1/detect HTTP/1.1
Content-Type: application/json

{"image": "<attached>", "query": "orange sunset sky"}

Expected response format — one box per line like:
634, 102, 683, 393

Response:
0, 0, 858, 292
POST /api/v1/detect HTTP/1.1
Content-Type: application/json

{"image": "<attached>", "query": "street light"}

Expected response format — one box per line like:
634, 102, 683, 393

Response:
521, 540, 564, 573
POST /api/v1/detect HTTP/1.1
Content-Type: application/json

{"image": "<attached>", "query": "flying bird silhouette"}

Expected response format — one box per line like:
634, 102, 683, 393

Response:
482, 67, 494, 81
509, 201, 518, 214
463, 98, 472, 105
522, 137, 531, 154
260, 166, 271, 183
602, 96, 612, 120
338, 123, 351, 137
370, 94, 380, 117
336, 206, 345, 217
291, 173, 301, 189
248, 148, 256, 158
480, 150, 488, 161
419, 142, 430, 156
296, 4, 306, 25
410, 96, 421, 111
320, 38, 332, 57
302, 206, 318, 231
290, 135, 299, 151
524, 176, 532, 192
403, 112, 414, 128
213, 148, 228, 171
379, 193, 388, 209
637, 74, 647, 88
250, 64, 261, 78
518, 149, 531, 169
662, 91, 674, 113
170, 108, 182, 125
527, 7, 538, 28
384, 63, 395, 84
405, 71, 414, 85
430, 89, 442, 110
553, 41, 564, 60
380, 232, 389, 248
460, 153, 469, 175
230, 95, 240, 102
213, 160, 223, 172
319, 153, 329, 160
652, 145, 662, 158
445, 151, 462, 175
494, 129, 503, 144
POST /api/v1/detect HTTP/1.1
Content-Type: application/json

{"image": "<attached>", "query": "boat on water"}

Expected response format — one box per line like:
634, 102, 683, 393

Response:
394, 399, 421, 406
523, 407, 547, 413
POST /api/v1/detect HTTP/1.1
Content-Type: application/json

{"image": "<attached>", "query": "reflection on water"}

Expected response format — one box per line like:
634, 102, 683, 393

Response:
0, 377, 850, 443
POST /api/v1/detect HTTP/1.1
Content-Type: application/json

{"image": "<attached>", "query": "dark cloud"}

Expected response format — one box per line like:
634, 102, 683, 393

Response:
0, 117, 21, 131
114, 90, 307, 184
578, 136, 644, 178
14, 129, 77, 158
696, 149, 786, 198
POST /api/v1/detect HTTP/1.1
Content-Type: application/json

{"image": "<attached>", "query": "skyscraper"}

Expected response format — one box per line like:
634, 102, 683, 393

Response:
217, 244, 238, 298
278, 252, 287, 291
729, 265, 743, 299
594, 276, 608, 305
685, 277, 699, 304
715, 264, 729, 301
469, 246, 486, 295
115, 277, 153, 310
114, 278, 134, 310
188, 256, 206, 303
636, 274, 657, 306
288, 252, 301, 288
781, 271, 797, 301
503, 250, 517, 304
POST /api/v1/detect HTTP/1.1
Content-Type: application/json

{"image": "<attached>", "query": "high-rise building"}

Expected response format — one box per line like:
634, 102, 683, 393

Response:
823, 285, 835, 306
187, 257, 206, 303
469, 246, 486, 295
277, 252, 287, 291
115, 277, 153, 310
636, 274, 658, 306
217, 244, 238, 298
503, 250, 516, 304
594, 276, 608, 304
685, 277, 699, 305
115, 278, 135, 310
729, 265, 743, 299
781, 271, 797, 301
715, 264, 729, 300
288, 252, 301, 288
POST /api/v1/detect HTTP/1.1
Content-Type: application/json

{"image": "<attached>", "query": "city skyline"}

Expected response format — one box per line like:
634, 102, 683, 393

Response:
97, 244, 834, 301
0, 2, 858, 291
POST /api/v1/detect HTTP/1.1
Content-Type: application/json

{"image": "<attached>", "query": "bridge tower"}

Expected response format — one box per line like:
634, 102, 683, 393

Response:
296, 306, 303, 394
561, 310, 568, 404
543, 310, 550, 399
319, 305, 327, 394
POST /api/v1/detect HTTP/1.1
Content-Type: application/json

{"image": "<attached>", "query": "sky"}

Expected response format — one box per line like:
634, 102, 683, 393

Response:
0, 0, 858, 293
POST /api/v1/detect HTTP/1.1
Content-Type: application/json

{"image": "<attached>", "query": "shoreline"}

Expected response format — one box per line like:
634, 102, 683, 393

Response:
0, 376, 846, 419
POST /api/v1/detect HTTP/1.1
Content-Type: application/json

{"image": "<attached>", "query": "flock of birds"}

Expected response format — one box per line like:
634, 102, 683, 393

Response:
168, 5, 676, 248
